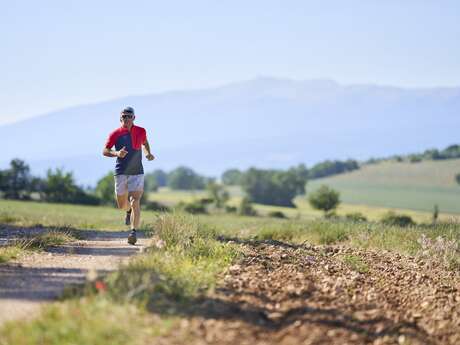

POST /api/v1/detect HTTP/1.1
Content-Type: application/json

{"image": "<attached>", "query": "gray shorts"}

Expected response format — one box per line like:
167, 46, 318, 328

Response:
114, 174, 144, 195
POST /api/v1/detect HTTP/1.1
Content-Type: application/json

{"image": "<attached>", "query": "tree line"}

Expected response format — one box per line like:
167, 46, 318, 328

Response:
0, 159, 99, 204
366, 144, 460, 165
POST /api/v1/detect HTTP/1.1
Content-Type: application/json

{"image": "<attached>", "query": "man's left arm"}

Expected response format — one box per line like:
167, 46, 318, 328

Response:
143, 139, 155, 161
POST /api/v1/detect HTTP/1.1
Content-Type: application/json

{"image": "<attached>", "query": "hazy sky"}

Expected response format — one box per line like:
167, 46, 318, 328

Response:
1, 0, 459, 125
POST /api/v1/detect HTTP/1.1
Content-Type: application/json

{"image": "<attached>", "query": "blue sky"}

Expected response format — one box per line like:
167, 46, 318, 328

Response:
1, 0, 459, 125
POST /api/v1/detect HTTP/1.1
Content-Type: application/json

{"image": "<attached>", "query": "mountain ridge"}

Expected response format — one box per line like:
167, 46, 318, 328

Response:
4, 77, 460, 185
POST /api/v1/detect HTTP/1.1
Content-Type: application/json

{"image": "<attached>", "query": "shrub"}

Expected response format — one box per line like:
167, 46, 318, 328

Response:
308, 185, 340, 215
318, 228, 348, 244
143, 201, 170, 212
380, 211, 415, 227
225, 205, 237, 214
255, 225, 302, 241
206, 182, 230, 208
238, 197, 257, 216
345, 212, 367, 222
177, 201, 207, 215
267, 211, 286, 219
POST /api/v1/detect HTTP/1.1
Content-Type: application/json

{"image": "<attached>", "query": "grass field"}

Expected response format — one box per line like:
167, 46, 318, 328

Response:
1, 201, 459, 344
308, 159, 460, 214
149, 186, 460, 224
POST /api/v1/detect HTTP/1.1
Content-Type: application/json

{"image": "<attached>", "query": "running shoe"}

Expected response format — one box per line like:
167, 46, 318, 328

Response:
127, 229, 137, 245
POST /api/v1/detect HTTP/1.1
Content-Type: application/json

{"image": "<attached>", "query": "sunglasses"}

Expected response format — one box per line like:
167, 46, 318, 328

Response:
121, 114, 134, 119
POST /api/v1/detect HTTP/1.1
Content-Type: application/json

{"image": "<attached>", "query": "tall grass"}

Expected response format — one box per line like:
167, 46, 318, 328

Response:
0, 229, 77, 264
0, 298, 169, 345
251, 219, 460, 255
105, 213, 238, 305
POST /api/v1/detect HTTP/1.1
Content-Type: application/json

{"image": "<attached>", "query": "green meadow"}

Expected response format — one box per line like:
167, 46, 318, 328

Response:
307, 159, 460, 215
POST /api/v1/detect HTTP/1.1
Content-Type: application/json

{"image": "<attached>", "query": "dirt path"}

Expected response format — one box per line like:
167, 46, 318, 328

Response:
163, 240, 460, 345
0, 228, 147, 325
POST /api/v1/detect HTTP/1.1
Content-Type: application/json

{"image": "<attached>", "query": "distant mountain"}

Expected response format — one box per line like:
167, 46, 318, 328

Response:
3, 77, 460, 185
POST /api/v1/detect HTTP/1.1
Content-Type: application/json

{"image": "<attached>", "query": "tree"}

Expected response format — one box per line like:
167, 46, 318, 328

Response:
241, 167, 307, 207
1, 159, 33, 200
148, 169, 168, 188
308, 185, 340, 215
43, 168, 99, 205
167, 166, 207, 190
144, 173, 159, 192
308, 160, 359, 179
95, 172, 116, 205
206, 181, 230, 208
221, 169, 243, 185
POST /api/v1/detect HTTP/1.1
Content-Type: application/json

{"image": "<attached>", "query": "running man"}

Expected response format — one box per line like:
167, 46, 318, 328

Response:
103, 106, 155, 245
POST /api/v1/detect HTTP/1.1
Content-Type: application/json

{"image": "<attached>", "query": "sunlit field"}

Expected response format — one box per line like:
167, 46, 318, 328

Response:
308, 159, 460, 214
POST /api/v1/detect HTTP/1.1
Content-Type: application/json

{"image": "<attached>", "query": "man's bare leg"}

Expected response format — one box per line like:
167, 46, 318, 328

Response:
116, 193, 130, 211
128, 191, 143, 230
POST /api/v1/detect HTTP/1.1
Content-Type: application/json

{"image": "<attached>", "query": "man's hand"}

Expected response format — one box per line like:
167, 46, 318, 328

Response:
146, 153, 155, 161
117, 146, 128, 158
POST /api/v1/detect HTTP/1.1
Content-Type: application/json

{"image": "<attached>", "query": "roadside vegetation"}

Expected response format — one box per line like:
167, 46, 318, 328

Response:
0, 227, 77, 264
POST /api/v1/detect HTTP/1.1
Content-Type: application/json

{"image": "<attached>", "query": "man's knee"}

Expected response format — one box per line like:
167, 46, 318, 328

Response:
129, 196, 141, 207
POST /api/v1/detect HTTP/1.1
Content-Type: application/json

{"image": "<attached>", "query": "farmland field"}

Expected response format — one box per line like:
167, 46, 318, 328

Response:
308, 159, 460, 214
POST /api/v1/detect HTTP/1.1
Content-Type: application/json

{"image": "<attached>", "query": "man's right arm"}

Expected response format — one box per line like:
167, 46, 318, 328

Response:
103, 147, 119, 158
103, 146, 128, 158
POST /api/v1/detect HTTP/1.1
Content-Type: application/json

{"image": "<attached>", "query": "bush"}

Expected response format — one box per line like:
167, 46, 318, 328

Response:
206, 182, 229, 208
267, 211, 286, 219
177, 201, 208, 215
345, 212, 367, 222
380, 211, 415, 227
225, 205, 237, 214
238, 197, 257, 216
308, 185, 340, 215
409, 155, 422, 163
143, 201, 170, 212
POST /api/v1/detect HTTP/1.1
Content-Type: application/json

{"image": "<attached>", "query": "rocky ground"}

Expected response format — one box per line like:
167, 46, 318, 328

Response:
160, 240, 459, 345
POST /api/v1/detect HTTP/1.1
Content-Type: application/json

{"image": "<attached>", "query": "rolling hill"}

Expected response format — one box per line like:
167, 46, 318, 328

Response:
307, 159, 460, 214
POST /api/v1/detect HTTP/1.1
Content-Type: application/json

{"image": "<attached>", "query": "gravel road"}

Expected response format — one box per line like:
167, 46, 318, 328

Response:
0, 228, 147, 325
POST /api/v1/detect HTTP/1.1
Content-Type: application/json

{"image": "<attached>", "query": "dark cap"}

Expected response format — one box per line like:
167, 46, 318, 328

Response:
121, 106, 135, 115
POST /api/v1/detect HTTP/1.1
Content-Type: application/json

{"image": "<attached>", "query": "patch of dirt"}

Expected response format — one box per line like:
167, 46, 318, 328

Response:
0, 228, 147, 325
163, 241, 460, 345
